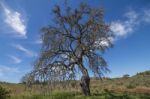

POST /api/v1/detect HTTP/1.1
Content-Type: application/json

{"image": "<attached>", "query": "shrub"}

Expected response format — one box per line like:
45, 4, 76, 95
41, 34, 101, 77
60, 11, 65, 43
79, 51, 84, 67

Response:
123, 74, 130, 78
0, 85, 10, 99
126, 84, 136, 89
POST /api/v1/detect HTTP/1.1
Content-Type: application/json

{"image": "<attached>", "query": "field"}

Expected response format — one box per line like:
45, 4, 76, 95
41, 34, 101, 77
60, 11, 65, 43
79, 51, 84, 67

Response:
0, 71, 150, 99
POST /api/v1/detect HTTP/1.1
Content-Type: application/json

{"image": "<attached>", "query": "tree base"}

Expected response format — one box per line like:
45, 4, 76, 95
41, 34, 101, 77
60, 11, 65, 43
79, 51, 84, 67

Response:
80, 75, 91, 96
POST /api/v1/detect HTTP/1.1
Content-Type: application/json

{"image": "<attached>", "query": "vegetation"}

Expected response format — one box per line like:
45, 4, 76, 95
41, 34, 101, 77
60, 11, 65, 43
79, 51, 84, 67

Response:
0, 85, 10, 99
30, 2, 113, 96
0, 70, 150, 99
1, 1, 149, 99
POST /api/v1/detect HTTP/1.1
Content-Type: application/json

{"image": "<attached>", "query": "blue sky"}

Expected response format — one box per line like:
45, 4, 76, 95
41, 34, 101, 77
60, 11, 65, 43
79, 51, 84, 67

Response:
0, 0, 150, 83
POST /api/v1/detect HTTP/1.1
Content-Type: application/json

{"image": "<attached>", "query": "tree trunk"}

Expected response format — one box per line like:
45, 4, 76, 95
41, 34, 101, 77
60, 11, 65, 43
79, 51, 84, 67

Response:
79, 64, 91, 96
80, 74, 91, 96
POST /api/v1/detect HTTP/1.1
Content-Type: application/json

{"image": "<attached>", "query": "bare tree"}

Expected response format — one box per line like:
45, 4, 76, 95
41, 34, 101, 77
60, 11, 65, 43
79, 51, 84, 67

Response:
33, 3, 113, 96
21, 72, 34, 88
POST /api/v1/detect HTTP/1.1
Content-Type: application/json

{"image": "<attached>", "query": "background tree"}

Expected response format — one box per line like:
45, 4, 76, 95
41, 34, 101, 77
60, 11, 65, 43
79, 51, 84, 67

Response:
21, 72, 34, 88
0, 86, 10, 99
123, 74, 130, 78
32, 3, 113, 96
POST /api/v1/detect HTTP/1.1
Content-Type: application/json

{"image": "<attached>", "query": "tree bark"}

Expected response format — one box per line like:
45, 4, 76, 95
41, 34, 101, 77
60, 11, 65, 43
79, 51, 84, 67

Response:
80, 74, 91, 96
79, 64, 91, 96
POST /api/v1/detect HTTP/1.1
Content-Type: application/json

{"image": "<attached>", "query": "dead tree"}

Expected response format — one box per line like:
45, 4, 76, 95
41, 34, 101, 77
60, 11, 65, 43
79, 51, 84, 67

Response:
33, 3, 113, 96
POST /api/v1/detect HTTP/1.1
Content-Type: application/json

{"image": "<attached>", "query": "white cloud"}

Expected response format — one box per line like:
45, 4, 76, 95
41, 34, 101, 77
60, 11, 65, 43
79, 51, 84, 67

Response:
110, 10, 138, 37
143, 9, 150, 23
110, 8, 150, 39
9, 55, 22, 64
125, 10, 139, 21
0, 2, 27, 38
34, 38, 43, 44
0, 65, 20, 79
12, 44, 36, 57
110, 21, 128, 37
0, 65, 19, 76
32, 35, 43, 44
94, 37, 114, 47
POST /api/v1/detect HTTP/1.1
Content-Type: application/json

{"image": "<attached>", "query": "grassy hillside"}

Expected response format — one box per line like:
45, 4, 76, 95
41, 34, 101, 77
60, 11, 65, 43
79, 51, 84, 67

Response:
0, 70, 150, 99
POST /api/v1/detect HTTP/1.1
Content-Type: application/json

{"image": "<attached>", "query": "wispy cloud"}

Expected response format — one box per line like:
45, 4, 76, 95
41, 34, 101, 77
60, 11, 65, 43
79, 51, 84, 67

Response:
143, 9, 150, 23
34, 38, 43, 44
110, 7, 150, 39
0, 65, 20, 83
0, 2, 27, 38
9, 55, 22, 64
32, 35, 43, 44
110, 10, 139, 37
0, 65, 19, 76
95, 37, 114, 47
12, 44, 36, 57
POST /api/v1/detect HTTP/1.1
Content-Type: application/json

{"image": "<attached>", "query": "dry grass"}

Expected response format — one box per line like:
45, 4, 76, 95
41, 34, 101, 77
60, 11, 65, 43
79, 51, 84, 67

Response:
1, 71, 150, 99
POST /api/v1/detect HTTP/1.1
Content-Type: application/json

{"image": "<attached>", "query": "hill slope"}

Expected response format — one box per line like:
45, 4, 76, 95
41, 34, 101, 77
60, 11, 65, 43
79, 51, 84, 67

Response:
0, 70, 150, 99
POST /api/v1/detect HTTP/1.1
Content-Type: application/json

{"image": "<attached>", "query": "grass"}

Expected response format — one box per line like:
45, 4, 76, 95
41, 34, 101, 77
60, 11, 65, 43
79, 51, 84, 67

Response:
0, 83, 150, 99
0, 70, 150, 99
9, 90, 150, 99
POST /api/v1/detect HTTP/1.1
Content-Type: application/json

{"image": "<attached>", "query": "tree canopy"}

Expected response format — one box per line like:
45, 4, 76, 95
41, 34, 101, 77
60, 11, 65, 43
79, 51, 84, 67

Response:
31, 3, 113, 96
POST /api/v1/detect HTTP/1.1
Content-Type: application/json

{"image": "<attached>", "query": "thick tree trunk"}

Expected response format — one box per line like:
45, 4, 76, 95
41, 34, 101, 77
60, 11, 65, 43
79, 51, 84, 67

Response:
79, 64, 91, 96
80, 74, 91, 96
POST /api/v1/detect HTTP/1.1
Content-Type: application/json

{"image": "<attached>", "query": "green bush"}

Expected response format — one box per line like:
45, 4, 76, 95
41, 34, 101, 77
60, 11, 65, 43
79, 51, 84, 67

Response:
126, 84, 136, 89
0, 85, 10, 99
50, 91, 76, 99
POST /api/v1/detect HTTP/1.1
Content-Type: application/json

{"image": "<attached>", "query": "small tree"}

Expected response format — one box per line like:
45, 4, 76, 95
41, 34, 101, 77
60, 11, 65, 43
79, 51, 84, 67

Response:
21, 72, 34, 88
33, 3, 113, 96
123, 74, 130, 78
0, 86, 10, 99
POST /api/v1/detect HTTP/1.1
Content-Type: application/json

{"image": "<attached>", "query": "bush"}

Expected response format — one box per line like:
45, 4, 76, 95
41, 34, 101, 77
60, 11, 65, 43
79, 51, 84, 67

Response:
51, 91, 76, 99
126, 84, 136, 89
123, 74, 130, 78
0, 85, 10, 99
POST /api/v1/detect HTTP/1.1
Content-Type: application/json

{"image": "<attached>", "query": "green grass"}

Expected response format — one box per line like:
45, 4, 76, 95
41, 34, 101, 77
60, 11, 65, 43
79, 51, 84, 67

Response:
9, 91, 150, 99
1, 70, 150, 99
0, 84, 149, 99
